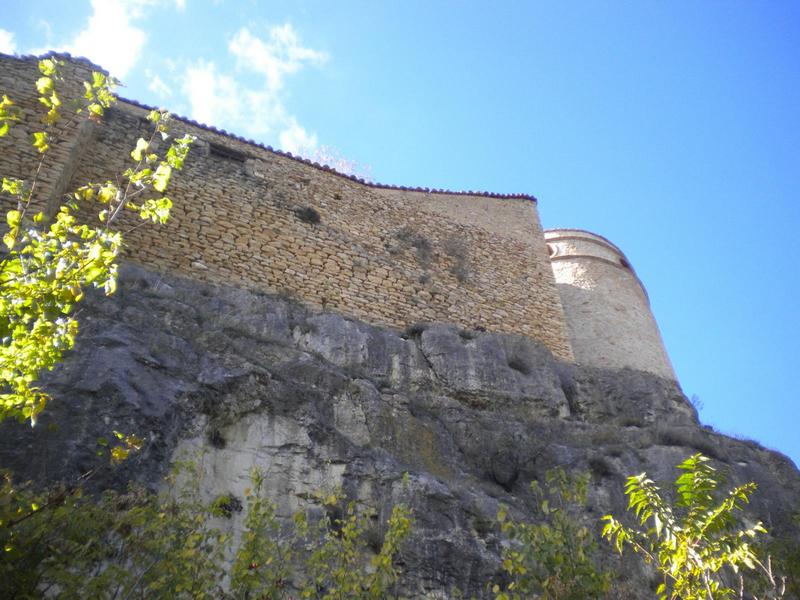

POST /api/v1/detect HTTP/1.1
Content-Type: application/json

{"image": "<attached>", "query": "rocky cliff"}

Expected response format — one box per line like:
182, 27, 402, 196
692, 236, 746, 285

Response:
1, 264, 798, 598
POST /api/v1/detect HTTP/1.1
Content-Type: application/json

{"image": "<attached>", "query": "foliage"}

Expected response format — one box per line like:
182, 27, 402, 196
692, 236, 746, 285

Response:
0, 462, 412, 599
228, 468, 296, 598
299, 491, 413, 599
227, 472, 413, 600
602, 453, 771, 600
770, 543, 798, 598
493, 468, 612, 600
756, 520, 798, 599
0, 462, 227, 599
0, 57, 192, 425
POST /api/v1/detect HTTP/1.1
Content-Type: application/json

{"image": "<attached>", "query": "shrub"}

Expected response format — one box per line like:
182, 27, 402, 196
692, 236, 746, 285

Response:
493, 468, 611, 600
395, 226, 433, 270
443, 236, 470, 283
602, 453, 780, 599
0, 464, 412, 599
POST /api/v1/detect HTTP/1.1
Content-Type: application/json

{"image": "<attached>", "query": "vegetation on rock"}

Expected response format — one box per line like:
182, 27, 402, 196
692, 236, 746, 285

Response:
493, 468, 611, 600
603, 453, 785, 599
0, 458, 412, 599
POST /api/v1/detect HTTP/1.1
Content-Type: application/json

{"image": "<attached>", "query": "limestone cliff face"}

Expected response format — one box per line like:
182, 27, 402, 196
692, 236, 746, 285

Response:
1, 264, 798, 598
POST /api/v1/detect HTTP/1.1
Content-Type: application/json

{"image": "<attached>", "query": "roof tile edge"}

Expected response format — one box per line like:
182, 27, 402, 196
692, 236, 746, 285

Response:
122, 96, 538, 203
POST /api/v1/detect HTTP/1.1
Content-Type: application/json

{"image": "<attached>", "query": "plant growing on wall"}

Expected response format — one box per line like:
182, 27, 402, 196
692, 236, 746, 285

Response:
0, 57, 192, 427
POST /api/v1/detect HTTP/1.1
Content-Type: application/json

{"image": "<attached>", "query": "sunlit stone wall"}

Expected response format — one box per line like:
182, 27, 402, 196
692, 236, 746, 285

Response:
544, 229, 676, 379
0, 53, 574, 361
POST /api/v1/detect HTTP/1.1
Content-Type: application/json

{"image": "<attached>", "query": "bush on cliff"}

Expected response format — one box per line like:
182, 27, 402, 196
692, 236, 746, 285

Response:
602, 453, 785, 599
493, 468, 612, 600
0, 459, 413, 599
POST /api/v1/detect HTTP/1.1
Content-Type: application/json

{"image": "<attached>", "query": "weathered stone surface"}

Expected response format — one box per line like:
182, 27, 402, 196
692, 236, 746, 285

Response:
0, 53, 574, 363
1, 264, 798, 598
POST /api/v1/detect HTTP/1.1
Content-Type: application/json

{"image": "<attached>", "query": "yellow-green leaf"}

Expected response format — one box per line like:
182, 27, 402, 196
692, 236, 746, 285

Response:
32, 131, 49, 153
152, 164, 172, 192
38, 58, 57, 76
36, 76, 53, 95
6, 210, 20, 229
131, 138, 149, 162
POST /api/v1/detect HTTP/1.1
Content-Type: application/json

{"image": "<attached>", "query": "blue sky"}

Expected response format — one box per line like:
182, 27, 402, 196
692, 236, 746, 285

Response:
3, 1, 799, 466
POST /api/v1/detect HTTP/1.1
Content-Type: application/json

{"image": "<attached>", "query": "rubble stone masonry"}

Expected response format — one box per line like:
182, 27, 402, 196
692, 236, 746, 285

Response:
0, 53, 574, 361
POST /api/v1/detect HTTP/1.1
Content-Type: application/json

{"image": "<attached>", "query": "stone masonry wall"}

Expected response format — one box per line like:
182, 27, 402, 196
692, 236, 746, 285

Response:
545, 229, 674, 377
0, 53, 573, 360
0, 54, 99, 217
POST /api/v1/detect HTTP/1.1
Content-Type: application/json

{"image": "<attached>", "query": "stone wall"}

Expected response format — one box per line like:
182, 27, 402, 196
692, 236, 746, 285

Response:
0, 53, 573, 361
544, 229, 675, 378
0, 54, 99, 217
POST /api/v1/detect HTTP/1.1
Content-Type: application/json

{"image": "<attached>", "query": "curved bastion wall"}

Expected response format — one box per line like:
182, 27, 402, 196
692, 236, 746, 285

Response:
544, 229, 676, 380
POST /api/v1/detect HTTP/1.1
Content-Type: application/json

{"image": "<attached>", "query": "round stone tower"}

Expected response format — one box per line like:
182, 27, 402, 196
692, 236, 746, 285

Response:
544, 229, 676, 380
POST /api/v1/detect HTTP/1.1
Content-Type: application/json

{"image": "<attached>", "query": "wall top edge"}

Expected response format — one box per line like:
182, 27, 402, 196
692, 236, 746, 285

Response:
544, 228, 627, 257
2, 50, 105, 73
545, 229, 650, 304
2, 51, 537, 205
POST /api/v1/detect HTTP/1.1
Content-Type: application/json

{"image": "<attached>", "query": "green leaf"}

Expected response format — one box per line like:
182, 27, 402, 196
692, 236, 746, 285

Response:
2, 177, 22, 195
32, 131, 49, 153
97, 184, 117, 204
131, 138, 149, 161
91, 71, 106, 89
152, 164, 172, 192
138, 197, 172, 224
6, 210, 20, 229
38, 58, 57, 76
36, 76, 53, 95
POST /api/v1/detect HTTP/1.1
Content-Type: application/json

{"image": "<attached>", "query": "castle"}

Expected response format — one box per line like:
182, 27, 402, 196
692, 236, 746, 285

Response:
12, 55, 800, 600
0, 53, 675, 381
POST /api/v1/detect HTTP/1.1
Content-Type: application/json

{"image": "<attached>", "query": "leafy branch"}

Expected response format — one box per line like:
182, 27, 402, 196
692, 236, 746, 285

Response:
602, 453, 773, 600
0, 58, 193, 424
